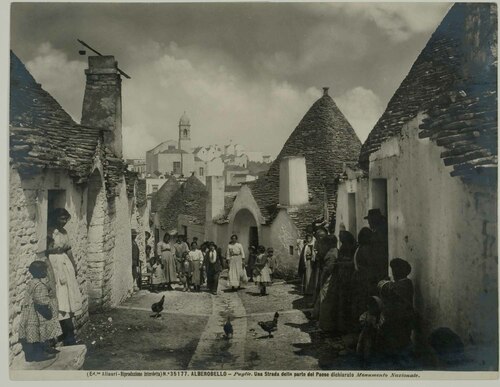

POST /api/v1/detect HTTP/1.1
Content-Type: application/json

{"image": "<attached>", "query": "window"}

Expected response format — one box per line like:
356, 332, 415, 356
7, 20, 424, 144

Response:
199, 167, 204, 176
183, 129, 188, 137
289, 246, 294, 255
173, 161, 181, 174
168, 145, 175, 150
152, 185, 159, 193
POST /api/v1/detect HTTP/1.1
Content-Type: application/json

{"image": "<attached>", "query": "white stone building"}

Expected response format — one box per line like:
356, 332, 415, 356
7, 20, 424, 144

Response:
335, 3, 497, 368
9, 52, 146, 364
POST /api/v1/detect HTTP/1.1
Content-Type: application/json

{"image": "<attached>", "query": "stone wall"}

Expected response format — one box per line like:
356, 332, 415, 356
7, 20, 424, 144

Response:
338, 116, 498, 367
269, 209, 300, 279
110, 178, 134, 306
9, 167, 91, 364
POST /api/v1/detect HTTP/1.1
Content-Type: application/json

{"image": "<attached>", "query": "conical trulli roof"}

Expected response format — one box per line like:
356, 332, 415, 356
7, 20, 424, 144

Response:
158, 175, 207, 230
359, 3, 497, 185
250, 88, 362, 225
151, 176, 180, 212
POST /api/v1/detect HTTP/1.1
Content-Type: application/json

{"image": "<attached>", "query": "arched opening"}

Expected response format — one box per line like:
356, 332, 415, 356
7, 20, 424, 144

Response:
232, 208, 259, 256
183, 129, 188, 137
86, 169, 106, 311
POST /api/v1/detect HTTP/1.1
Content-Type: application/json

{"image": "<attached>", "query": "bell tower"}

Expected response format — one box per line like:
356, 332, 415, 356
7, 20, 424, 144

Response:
178, 111, 191, 152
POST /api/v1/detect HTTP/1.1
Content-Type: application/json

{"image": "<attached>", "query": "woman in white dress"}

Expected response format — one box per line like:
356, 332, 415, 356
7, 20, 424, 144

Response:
226, 234, 246, 290
46, 208, 83, 346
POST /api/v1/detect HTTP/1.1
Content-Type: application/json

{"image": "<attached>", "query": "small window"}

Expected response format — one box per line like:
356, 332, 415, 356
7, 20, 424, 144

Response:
173, 161, 181, 174
168, 145, 175, 150
289, 246, 294, 255
152, 185, 159, 193
199, 167, 204, 176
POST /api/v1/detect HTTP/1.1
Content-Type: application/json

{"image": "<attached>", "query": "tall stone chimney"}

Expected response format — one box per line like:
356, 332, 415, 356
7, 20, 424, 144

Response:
279, 156, 309, 207
81, 56, 122, 158
205, 175, 225, 241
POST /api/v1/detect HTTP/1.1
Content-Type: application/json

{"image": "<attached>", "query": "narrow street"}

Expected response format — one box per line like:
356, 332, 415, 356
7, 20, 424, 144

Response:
81, 273, 358, 370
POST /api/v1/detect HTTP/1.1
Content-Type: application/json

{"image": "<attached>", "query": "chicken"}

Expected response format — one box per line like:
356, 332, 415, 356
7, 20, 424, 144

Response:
223, 317, 233, 339
150, 295, 165, 318
258, 312, 279, 338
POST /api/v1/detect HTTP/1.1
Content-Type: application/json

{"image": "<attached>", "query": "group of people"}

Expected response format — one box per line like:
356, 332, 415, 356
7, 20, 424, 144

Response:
19, 208, 83, 362
144, 233, 223, 294
136, 232, 276, 297
298, 208, 415, 367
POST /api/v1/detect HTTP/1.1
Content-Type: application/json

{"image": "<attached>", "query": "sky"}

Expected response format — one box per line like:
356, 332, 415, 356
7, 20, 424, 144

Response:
10, 1, 452, 159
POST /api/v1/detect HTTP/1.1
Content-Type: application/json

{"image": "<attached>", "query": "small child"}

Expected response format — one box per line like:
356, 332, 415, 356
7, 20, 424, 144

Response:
253, 246, 272, 296
179, 252, 193, 292
148, 257, 166, 293
356, 296, 383, 368
19, 261, 62, 362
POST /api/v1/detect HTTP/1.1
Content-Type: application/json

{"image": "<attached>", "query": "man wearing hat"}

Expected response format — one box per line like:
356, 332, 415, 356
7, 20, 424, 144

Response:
364, 209, 389, 282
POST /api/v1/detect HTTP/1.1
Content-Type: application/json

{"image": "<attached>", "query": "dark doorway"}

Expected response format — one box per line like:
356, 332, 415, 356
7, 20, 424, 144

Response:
249, 226, 259, 248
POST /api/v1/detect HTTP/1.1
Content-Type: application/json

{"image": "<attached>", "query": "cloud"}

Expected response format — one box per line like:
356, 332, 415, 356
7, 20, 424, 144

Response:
254, 22, 369, 77
123, 42, 322, 158
300, 2, 451, 42
26, 43, 86, 121
335, 86, 384, 142
25, 41, 322, 159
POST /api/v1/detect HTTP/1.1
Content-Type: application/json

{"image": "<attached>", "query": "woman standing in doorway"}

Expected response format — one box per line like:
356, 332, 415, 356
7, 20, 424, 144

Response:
226, 234, 246, 290
46, 208, 83, 346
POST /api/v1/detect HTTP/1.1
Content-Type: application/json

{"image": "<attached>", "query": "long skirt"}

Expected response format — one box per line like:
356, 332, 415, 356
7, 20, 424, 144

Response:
320, 266, 354, 333
302, 259, 316, 295
48, 253, 83, 320
312, 275, 331, 320
192, 260, 202, 286
228, 255, 244, 287
162, 255, 177, 284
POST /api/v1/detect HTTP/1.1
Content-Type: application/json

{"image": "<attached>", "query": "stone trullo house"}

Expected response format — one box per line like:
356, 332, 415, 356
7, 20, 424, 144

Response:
9, 52, 146, 364
205, 88, 362, 276
335, 3, 497, 368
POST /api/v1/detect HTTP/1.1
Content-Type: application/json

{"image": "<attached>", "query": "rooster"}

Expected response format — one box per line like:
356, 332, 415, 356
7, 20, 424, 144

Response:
150, 295, 165, 318
258, 312, 279, 338
223, 317, 233, 339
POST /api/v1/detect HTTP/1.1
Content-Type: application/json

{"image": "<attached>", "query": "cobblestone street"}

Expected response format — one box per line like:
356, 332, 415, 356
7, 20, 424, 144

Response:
81, 274, 357, 370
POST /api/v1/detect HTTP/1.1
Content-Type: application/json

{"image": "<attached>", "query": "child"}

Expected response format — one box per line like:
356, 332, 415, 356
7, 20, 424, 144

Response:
147, 257, 166, 293
19, 261, 63, 362
253, 246, 272, 296
377, 258, 415, 357
179, 252, 193, 292
356, 296, 383, 368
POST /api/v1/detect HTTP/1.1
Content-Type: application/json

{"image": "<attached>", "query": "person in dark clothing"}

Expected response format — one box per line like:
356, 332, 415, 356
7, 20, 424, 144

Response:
132, 230, 140, 288
364, 209, 389, 282
351, 227, 376, 322
205, 243, 222, 294
321, 231, 356, 333
246, 246, 257, 282
377, 258, 415, 356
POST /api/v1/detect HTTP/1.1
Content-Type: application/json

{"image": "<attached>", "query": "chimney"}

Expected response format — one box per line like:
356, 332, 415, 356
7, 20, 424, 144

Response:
81, 56, 122, 157
323, 87, 329, 96
205, 175, 225, 240
279, 156, 309, 207
206, 175, 225, 221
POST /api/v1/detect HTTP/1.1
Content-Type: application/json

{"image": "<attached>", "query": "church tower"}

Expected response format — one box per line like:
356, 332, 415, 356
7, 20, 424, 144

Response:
178, 111, 191, 152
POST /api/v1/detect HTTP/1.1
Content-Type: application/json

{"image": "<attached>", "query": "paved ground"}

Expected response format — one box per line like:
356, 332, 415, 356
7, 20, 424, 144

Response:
81, 273, 359, 370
